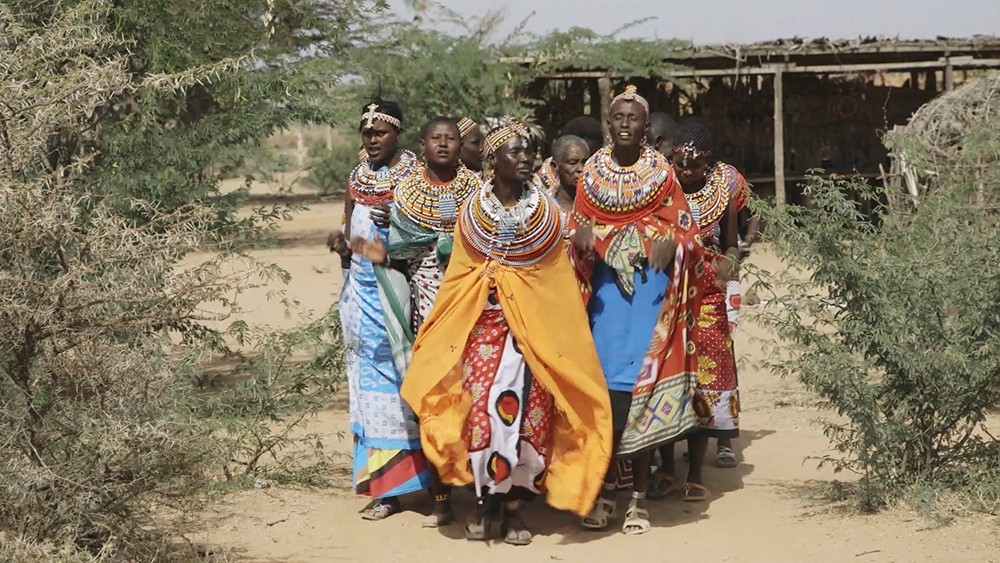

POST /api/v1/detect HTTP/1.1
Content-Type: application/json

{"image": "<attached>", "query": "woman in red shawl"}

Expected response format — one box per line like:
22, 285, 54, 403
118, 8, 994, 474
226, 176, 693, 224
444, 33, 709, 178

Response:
570, 85, 707, 535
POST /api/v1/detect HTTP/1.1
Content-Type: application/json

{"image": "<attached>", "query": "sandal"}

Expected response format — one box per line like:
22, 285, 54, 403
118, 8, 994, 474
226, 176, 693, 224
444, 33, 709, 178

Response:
501, 501, 532, 546
647, 470, 675, 500
716, 445, 738, 468
465, 514, 491, 541
361, 498, 400, 520
581, 495, 617, 530
622, 504, 651, 535
682, 482, 710, 502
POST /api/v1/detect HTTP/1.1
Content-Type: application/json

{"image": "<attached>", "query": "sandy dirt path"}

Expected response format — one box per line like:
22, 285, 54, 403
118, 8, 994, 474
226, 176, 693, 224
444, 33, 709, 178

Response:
193, 200, 998, 563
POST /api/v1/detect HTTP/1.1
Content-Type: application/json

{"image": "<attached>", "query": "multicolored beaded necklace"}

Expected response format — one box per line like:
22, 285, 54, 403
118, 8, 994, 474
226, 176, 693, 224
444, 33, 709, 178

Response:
348, 149, 418, 206
460, 181, 562, 268
684, 161, 733, 230
534, 157, 559, 193
579, 146, 670, 215
395, 165, 480, 233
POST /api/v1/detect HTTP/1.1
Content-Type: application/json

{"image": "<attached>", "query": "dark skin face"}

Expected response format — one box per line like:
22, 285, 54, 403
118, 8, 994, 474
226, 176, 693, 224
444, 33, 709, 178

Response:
493, 137, 534, 186
670, 147, 712, 192
459, 126, 484, 171
555, 143, 589, 197
360, 119, 400, 169
420, 122, 460, 176
608, 100, 648, 152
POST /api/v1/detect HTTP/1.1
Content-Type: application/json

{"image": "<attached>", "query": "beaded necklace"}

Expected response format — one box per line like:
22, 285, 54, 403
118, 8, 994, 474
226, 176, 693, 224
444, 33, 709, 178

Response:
395, 165, 480, 233
460, 181, 562, 268
348, 149, 418, 206
579, 146, 670, 215
684, 161, 733, 230
534, 157, 559, 193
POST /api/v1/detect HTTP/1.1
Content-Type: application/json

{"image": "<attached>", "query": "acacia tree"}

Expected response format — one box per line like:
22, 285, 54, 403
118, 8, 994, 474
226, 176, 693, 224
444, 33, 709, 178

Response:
0, 1, 368, 558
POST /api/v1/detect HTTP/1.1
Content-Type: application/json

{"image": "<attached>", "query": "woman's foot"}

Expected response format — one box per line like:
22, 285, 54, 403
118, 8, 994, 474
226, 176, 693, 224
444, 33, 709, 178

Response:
581, 487, 617, 530
716, 443, 738, 468
681, 482, 710, 502
622, 492, 651, 535
422, 494, 454, 528
647, 469, 676, 500
465, 513, 491, 541
501, 500, 532, 546
360, 497, 401, 520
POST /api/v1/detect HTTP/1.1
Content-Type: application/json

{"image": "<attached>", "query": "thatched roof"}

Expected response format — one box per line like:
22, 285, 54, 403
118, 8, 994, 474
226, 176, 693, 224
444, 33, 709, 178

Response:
885, 71, 1000, 209
513, 36, 1000, 78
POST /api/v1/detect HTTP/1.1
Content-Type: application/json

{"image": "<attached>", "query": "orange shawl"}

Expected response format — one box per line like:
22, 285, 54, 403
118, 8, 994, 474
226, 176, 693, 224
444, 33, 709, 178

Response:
400, 220, 613, 517
569, 153, 707, 456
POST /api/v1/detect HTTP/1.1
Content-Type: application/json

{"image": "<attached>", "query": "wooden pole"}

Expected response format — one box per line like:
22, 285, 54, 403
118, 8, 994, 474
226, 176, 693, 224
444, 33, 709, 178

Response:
773, 66, 786, 205
944, 53, 955, 91
598, 75, 612, 144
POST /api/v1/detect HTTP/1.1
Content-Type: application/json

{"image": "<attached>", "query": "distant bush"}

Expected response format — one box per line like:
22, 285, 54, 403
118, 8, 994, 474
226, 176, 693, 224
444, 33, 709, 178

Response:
302, 140, 363, 196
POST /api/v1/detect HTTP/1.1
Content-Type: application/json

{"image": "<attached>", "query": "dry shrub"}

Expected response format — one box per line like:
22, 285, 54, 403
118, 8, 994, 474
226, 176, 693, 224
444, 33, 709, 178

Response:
0, 3, 279, 558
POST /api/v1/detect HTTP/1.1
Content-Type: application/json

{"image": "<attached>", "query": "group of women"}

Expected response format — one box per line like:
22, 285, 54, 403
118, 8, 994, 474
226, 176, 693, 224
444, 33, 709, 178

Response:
327, 85, 751, 545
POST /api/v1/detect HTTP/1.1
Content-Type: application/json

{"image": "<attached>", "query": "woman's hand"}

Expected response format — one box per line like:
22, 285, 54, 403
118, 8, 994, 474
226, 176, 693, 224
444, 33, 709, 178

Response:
370, 204, 391, 228
648, 238, 677, 272
572, 222, 595, 254
350, 235, 388, 265
327, 230, 349, 256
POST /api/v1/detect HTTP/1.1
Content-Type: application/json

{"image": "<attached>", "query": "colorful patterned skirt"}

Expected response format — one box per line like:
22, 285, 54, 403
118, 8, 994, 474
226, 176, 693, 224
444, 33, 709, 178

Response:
462, 292, 554, 506
341, 204, 430, 498
692, 288, 740, 438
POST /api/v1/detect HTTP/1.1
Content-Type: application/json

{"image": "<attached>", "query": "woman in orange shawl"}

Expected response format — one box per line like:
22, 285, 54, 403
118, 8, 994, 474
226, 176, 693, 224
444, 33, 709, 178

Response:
399, 118, 612, 546
570, 86, 707, 535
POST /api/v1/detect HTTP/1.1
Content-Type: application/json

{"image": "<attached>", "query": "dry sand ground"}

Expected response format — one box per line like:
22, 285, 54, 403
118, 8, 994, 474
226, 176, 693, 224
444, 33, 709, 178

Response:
192, 199, 997, 563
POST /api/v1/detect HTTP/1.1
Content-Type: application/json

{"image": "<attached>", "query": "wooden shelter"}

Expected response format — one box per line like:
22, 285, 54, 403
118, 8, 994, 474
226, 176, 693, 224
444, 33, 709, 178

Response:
517, 36, 1000, 203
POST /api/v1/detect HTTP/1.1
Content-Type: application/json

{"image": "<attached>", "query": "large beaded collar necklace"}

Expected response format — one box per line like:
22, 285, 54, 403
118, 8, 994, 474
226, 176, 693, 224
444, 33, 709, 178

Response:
395, 165, 481, 233
580, 146, 670, 215
461, 181, 562, 269
348, 149, 418, 206
684, 161, 733, 230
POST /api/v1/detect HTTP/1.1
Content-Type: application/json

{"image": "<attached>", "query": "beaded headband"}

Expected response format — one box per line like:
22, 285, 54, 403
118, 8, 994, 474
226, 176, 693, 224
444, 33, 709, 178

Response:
361, 102, 402, 130
483, 116, 529, 157
675, 141, 712, 167
457, 117, 479, 138
610, 84, 650, 116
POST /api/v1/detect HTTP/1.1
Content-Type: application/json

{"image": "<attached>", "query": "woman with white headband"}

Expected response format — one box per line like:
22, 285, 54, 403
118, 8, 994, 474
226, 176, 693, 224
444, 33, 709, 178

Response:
328, 97, 424, 521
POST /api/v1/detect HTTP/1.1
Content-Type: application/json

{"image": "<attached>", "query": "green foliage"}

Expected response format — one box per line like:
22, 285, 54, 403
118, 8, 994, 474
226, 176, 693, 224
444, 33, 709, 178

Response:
750, 164, 1000, 514
182, 312, 348, 487
514, 25, 689, 77
9, 0, 384, 219
349, 9, 535, 147
302, 140, 364, 196
307, 9, 689, 188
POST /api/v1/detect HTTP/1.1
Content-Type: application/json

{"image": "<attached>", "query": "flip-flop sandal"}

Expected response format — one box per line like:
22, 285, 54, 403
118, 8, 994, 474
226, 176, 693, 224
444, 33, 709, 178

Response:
716, 446, 738, 468
581, 496, 617, 530
647, 471, 676, 500
465, 516, 490, 541
622, 505, 651, 535
682, 482, 710, 502
361, 499, 400, 520
501, 514, 533, 546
